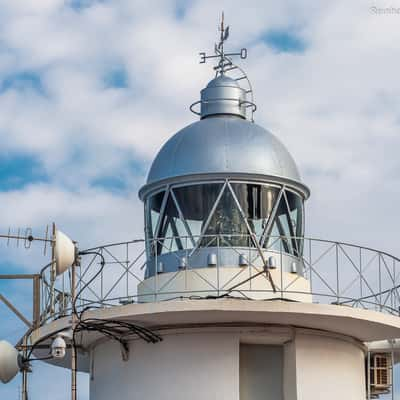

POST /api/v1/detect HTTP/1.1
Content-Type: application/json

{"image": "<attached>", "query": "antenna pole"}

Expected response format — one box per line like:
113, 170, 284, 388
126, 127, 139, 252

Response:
220, 12, 225, 74
71, 259, 77, 400
21, 335, 28, 400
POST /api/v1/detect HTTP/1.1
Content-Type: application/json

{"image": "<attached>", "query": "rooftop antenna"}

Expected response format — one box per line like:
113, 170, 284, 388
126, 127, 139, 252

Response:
0, 225, 51, 255
199, 12, 248, 77
0, 223, 77, 399
217, 11, 229, 75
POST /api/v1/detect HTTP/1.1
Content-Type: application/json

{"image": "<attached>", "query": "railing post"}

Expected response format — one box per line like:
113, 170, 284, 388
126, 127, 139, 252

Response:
184, 236, 188, 293
309, 239, 312, 293
217, 235, 220, 297
100, 247, 104, 305
248, 235, 251, 293
155, 240, 158, 302
359, 247, 363, 303
126, 242, 129, 299
280, 237, 283, 299
379, 253, 382, 311
336, 243, 339, 304
393, 258, 396, 312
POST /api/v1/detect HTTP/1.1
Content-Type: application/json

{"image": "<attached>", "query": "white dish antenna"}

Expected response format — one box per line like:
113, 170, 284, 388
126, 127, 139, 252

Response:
53, 229, 76, 276
0, 340, 21, 383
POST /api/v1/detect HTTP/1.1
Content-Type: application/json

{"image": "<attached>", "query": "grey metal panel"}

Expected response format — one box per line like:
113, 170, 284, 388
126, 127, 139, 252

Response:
200, 75, 247, 119
240, 344, 283, 400
206, 75, 240, 88
145, 247, 304, 279
139, 173, 310, 201
145, 116, 302, 188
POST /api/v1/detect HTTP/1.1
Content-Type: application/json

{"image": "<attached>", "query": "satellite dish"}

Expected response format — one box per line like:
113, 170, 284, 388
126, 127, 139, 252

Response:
54, 229, 76, 276
0, 341, 21, 384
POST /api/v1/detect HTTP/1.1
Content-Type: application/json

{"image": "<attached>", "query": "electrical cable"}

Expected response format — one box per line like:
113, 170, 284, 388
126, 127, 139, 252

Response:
65, 250, 162, 393
26, 251, 162, 370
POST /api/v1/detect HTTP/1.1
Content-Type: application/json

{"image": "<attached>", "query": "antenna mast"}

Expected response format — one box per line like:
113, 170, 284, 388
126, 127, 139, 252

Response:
197, 13, 256, 121
199, 12, 247, 77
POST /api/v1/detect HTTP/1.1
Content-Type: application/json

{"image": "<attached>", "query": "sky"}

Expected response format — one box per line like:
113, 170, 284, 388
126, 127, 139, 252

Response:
0, 0, 400, 398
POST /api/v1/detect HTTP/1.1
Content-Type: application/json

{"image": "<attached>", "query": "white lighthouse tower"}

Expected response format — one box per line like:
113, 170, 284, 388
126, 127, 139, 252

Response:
2, 18, 400, 400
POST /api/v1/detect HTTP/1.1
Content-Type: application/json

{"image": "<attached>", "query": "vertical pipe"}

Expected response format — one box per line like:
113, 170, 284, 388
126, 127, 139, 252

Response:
33, 275, 40, 329
50, 223, 56, 317
359, 247, 363, 302
309, 239, 312, 293
62, 269, 65, 315
21, 369, 27, 400
184, 236, 188, 292
217, 235, 220, 297
248, 235, 251, 292
392, 258, 396, 311
280, 238, 283, 299
336, 243, 339, 304
100, 247, 104, 306
21, 335, 28, 400
126, 243, 129, 299
391, 346, 394, 400
71, 261, 77, 400
367, 351, 371, 400
378, 253, 382, 311
155, 240, 158, 302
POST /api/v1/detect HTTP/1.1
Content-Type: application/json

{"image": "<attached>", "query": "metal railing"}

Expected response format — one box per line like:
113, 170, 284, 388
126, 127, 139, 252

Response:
39, 235, 400, 323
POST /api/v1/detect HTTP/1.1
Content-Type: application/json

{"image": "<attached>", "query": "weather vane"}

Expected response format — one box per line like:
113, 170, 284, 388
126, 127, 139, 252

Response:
199, 12, 247, 76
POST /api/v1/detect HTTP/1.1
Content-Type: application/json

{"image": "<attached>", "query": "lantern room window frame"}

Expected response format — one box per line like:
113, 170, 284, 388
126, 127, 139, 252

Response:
144, 179, 305, 260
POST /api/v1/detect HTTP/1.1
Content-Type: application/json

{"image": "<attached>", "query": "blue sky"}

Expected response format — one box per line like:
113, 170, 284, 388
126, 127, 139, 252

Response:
1, 0, 400, 398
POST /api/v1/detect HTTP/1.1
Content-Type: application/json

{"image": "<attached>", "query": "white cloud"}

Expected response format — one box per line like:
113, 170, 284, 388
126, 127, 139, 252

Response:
1, 0, 400, 398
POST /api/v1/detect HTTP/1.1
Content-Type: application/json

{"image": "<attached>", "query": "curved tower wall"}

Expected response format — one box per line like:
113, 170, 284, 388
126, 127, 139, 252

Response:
90, 328, 365, 400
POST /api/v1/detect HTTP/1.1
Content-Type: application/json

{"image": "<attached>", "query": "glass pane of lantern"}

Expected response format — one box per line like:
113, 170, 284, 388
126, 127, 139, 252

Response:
157, 195, 187, 255
265, 220, 281, 252
265, 195, 292, 255
147, 190, 166, 241
285, 190, 304, 255
203, 185, 248, 247
230, 183, 280, 241
172, 183, 224, 241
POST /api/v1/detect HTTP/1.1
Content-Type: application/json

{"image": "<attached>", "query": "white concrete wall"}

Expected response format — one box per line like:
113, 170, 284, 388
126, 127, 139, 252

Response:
138, 267, 312, 303
90, 328, 366, 400
294, 333, 366, 400
90, 332, 239, 400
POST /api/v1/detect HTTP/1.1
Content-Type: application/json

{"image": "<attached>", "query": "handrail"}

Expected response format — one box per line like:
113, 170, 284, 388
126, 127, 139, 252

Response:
39, 235, 400, 323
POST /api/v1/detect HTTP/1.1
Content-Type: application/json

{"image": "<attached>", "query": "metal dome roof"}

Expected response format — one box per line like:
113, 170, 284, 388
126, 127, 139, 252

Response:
145, 116, 303, 188
206, 75, 240, 88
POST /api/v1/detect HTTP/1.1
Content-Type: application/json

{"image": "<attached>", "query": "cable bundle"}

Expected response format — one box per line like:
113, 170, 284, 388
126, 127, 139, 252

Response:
75, 317, 161, 345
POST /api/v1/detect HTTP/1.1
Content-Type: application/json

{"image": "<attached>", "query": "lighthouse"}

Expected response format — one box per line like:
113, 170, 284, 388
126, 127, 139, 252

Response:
1, 17, 400, 400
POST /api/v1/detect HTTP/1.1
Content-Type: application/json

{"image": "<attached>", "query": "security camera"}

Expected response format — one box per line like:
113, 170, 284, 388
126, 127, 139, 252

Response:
51, 335, 66, 359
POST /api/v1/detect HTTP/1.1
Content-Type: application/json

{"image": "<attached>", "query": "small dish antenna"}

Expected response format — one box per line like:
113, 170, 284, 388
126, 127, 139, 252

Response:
0, 340, 24, 384
53, 227, 76, 276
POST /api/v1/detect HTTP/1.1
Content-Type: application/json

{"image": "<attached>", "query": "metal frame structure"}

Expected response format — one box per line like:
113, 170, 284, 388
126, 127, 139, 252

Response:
143, 179, 305, 267
38, 235, 400, 323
